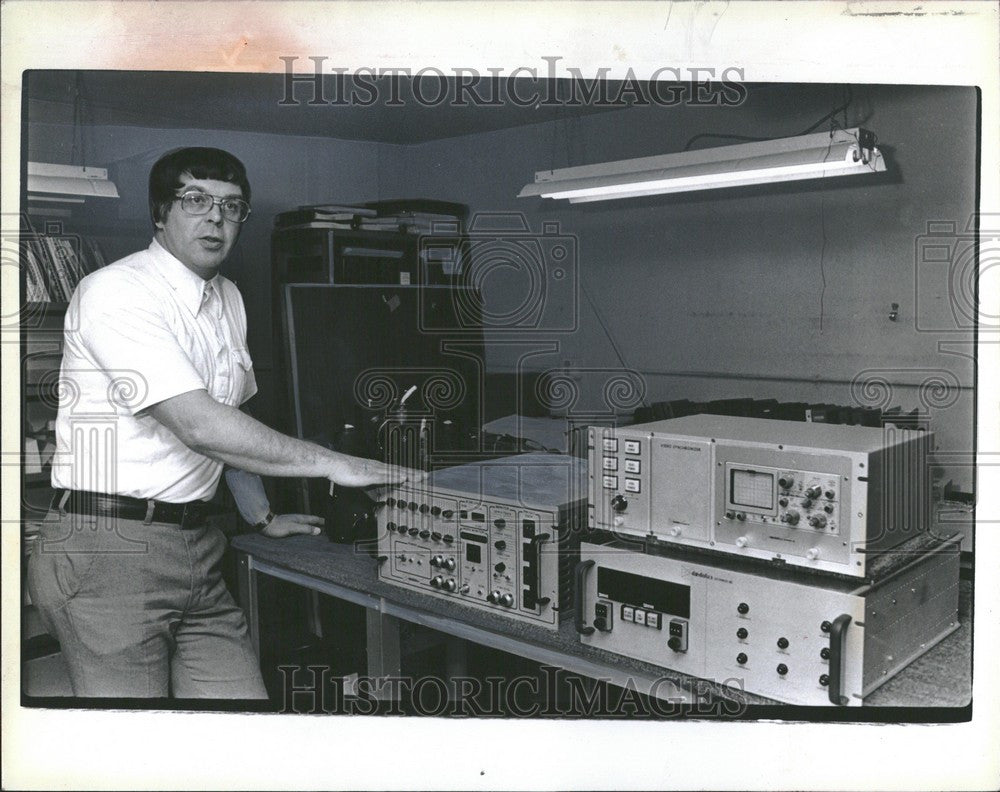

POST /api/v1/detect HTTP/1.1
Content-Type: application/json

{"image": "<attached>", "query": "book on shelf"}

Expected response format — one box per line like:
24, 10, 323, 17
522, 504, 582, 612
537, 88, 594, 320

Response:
24, 438, 43, 475
23, 244, 51, 302
23, 232, 108, 304
45, 237, 73, 301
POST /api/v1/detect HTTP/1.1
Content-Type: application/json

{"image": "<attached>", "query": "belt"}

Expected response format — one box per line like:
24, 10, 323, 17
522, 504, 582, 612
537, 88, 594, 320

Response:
52, 489, 211, 529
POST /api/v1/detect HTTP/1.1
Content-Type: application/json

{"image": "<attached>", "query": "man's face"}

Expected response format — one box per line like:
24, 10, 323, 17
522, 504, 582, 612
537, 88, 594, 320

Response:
155, 174, 244, 278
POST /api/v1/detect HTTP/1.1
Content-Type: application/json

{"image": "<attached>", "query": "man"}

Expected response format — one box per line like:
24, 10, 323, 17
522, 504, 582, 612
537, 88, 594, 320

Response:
28, 147, 406, 699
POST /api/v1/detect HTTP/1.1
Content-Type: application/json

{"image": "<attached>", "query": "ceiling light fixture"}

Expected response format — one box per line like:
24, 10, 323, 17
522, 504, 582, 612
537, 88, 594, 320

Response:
518, 127, 885, 203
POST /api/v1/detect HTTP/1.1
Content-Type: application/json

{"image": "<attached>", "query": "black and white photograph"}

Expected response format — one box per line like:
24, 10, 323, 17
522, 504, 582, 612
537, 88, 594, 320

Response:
3, 2, 998, 790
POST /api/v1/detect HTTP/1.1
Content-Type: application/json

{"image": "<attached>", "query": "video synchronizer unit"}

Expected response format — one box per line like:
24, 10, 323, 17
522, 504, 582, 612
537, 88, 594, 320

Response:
589, 415, 933, 577
378, 454, 587, 629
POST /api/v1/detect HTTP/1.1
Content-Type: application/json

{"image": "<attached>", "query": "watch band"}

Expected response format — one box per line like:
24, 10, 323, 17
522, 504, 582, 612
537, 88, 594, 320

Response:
254, 509, 276, 531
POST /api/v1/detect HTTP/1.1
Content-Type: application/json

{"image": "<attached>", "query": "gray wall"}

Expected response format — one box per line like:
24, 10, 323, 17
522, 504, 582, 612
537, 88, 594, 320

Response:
394, 85, 978, 489
27, 83, 978, 489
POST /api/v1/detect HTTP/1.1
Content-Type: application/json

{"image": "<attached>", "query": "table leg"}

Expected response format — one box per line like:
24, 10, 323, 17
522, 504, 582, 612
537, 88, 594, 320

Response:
236, 551, 260, 659
445, 636, 467, 681
366, 605, 402, 701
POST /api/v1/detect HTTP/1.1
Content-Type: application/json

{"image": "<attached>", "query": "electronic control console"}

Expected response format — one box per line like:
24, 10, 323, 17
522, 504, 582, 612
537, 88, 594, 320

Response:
378, 454, 587, 628
575, 539, 959, 706
589, 415, 933, 577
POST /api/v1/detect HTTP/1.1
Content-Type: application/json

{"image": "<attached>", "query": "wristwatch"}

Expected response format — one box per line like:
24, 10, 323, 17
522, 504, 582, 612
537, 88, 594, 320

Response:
254, 509, 276, 531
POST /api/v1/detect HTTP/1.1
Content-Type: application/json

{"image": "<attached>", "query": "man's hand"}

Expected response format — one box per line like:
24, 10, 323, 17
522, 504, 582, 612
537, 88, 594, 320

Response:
260, 513, 325, 538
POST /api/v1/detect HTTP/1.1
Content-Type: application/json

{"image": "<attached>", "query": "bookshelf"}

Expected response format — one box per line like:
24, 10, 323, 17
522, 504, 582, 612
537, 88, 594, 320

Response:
19, 209, 148, 534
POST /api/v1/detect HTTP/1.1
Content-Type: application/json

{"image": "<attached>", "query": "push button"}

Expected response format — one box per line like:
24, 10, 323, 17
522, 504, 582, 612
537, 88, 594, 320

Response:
621, 605, 634, 622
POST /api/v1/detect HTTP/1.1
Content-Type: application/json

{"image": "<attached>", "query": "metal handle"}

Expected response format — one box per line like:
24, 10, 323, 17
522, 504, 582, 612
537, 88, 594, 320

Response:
574, 559, 596, 635
532, 533, 551, 606
828, 613, 853, 706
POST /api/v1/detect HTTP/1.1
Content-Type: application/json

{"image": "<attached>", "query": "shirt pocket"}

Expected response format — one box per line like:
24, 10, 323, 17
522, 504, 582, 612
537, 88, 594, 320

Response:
228, 346, 254, 406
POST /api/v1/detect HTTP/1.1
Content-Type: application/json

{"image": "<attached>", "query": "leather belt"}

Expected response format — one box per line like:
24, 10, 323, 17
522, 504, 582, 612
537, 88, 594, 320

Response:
53, 489, 211, 529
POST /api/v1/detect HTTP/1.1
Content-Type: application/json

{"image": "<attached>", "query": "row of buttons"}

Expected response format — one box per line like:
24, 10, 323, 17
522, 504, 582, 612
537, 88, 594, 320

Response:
386, 523, 454, 543
621, 605, 661, 629
602, 438, 642, 455
602, 476, 642, 492
601, 457, 642, 473
735, 654, 791, 676
387, 499, 455, 519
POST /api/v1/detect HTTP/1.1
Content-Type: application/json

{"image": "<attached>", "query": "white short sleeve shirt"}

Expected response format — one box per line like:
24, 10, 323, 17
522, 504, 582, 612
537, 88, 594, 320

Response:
51, 238, 258, 502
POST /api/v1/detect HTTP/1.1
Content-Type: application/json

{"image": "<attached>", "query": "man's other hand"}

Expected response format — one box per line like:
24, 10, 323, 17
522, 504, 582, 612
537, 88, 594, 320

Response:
261, 514, 325, 538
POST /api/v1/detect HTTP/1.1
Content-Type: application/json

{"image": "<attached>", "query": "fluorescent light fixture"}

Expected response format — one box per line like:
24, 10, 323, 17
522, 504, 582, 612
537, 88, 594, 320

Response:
518, 128, 885, 203
27, 162, 120, 203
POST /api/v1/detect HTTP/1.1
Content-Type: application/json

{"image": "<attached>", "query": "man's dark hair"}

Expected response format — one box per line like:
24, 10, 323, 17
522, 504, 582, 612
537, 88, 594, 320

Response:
149, 147, 251, 226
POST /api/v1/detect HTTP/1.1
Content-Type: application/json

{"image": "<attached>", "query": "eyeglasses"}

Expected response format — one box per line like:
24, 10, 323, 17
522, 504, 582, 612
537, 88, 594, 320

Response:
175, 191, 251, 223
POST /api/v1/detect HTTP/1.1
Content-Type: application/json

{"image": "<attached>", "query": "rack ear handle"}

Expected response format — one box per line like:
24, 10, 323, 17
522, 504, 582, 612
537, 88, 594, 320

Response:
532, 533, 552, 606
574, 559, 596, 635
827, 613, 853, 706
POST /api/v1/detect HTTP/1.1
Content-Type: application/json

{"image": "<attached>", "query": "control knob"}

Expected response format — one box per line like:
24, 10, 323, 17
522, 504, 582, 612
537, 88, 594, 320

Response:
805, 485, 822, 499
806, 547, 820, 561
444, 579, 457, 593
785, 510, 800, 526
778, 476, 795, 490
443, 558, 456, 571
735, 536, 749, 548
500, 593, 514, 608
487, 590, 502, 604
668, 637, 683, 652
494, 540, 506, 551
460, 584, 470, 594
808, 515, 827, 529
611, 494, 628, 513
430, 555, 443, 568
430, 576, 443, 589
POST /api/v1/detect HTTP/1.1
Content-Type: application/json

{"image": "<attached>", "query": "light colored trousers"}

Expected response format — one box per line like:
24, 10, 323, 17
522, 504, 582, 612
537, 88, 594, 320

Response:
27, 508, 268, 699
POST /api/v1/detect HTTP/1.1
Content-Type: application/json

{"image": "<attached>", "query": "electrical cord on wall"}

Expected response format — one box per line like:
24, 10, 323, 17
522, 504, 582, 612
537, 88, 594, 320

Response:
580, 278, 650, 409
682, 86, 855, 151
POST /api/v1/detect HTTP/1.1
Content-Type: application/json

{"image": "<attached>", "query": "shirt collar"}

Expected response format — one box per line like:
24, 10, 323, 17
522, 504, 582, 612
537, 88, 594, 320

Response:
147, 238, 221, 317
